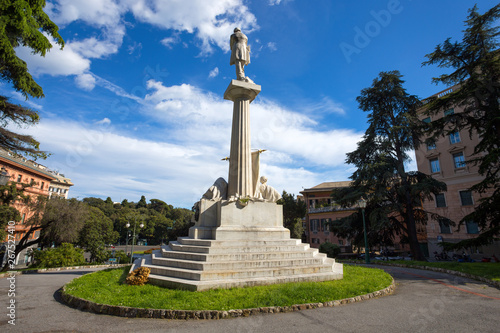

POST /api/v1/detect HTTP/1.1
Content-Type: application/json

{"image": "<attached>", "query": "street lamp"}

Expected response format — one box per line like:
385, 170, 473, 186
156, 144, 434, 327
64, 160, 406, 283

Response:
126, 216, 144, 264
358, 197, 370, 264
0, 167, 10, 186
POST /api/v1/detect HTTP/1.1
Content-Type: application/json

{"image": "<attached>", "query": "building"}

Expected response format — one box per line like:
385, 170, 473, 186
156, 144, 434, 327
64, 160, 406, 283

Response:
300, 181, 354, 252
416, 85, 498, 256
48, 171, 74, 199
0, 149, 58, 265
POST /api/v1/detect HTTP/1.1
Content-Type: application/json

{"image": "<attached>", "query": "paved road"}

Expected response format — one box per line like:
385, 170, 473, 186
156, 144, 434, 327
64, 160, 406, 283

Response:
0, 264, 499, 333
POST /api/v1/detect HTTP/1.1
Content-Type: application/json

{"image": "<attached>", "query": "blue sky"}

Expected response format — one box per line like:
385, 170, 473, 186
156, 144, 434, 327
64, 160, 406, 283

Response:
2, 0, 498, 208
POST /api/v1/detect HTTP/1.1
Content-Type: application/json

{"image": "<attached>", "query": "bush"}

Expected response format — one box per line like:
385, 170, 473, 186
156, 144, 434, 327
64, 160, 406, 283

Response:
125, 267, 150, 285
31, 243, 85, 268
319, 241, 341, 258
113, 250, 129, 264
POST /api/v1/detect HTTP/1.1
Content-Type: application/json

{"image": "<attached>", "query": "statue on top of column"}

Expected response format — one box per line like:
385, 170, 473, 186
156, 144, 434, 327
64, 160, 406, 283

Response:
230, 28, 253, 83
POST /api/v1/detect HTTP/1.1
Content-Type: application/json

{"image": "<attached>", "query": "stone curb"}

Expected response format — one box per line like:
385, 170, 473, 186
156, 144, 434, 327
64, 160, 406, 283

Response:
0, 264, 129, 278
340, 260, 500, 289
60, 276, 396, 320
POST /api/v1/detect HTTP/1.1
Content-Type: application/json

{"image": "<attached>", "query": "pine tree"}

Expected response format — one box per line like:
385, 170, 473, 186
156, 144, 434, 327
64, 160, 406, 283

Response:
333, 71, 447, 261
0, 0, 64, 157
422, 4, 500, 247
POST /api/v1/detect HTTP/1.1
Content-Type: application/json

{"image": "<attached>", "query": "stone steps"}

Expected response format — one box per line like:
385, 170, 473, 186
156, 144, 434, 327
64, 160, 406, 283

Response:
146, 267, 343, 291
168, 240, 310, 254
176, 237, 302, 247
151, 251, 327, 270
143, 260, 336, 281
160, 245, 321, 262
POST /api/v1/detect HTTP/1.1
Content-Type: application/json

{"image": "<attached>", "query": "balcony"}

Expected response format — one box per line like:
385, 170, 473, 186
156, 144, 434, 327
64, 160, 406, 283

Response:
308, 205, 356, 214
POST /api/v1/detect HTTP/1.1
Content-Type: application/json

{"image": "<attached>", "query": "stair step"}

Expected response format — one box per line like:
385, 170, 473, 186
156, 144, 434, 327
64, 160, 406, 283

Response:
151, 252, 327, 270
143, 262, 335, 281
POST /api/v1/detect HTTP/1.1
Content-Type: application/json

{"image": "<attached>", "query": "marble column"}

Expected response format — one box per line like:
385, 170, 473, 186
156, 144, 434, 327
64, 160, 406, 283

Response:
223, 80, 261, 198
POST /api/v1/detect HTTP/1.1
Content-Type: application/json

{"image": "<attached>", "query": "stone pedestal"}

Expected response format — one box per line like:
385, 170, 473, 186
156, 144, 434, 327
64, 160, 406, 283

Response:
224, 80, 261, 198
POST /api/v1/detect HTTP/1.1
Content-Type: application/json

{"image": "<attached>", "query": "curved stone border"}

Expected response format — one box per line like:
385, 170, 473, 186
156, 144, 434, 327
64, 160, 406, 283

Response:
340, 260, 500, 289
0, 264, 129, 279
60, 276, 395, 320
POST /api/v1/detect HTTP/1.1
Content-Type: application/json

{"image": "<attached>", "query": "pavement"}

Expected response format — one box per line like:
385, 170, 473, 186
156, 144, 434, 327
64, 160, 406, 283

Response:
0, 264, 499, 332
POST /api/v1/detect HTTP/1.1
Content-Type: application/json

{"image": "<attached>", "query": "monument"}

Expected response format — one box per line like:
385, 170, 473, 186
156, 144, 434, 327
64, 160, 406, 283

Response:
131, 28, 343, 291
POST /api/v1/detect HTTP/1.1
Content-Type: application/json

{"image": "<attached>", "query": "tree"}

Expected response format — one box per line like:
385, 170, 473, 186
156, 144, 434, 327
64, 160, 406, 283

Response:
0, 0, 64, 157
333, 71, 447, 261
78, 206, 118, 262
38, 198, 89, 247
136, 195, 147, 209
277, 191, 306, 239
422, 4, 500, 247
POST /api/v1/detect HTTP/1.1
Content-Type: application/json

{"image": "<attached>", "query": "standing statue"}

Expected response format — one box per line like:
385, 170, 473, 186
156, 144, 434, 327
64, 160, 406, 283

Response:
230, 28, 253, 83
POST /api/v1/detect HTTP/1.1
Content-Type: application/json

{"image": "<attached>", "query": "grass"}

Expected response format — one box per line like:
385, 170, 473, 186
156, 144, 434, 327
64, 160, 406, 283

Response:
63, 265, 392, 311
389, 260, 500, 282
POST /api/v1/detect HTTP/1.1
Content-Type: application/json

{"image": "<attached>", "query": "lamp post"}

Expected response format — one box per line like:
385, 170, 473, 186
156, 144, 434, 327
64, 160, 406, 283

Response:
358, 197, 370, 264
126, 216, 144, 264
0, 167, 10, 186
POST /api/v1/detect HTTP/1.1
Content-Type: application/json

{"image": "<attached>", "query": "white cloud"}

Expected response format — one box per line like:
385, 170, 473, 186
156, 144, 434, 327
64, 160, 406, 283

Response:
267, 42, 277, 52
95, 118, 111, 126
208, 67, 220, 79
16, 35, 90, 76
127, 0, 258, 54
8, 91, 43, 110
161, 35, 181, 49
74, 73, 96, 91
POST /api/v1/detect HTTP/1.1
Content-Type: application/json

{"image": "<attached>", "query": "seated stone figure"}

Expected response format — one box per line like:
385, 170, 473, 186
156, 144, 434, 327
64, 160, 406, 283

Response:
257, 176, 281, 203
192, 177, 228, 221
202, 177, 228, 201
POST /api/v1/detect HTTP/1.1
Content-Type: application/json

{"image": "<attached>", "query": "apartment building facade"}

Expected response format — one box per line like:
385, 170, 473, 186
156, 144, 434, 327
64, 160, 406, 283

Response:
300, 182, 354, 252
416, 85, 498, 256
0, 149, 60, 265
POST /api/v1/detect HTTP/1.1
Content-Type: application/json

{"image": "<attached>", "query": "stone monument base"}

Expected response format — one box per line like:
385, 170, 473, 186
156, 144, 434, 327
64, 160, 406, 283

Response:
131, 200, 343, 291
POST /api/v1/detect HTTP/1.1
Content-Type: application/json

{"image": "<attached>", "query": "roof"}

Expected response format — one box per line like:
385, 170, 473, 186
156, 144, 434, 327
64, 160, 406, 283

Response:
50, 172, 74, 186
301, 181, 352, 193
0, 149, 56, 181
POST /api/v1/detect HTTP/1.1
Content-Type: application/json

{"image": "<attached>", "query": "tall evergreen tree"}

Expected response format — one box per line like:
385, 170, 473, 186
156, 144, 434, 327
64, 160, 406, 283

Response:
333, 71, 447, 261
422, 4, 500, 247
0, 0, 64, 157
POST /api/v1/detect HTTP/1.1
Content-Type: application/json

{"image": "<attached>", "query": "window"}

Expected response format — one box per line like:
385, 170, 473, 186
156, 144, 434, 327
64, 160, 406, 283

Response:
453, 152, 466, 168
430, 158, 440, 173
439, 219, 451, 234
40, 181, 44, 189
339, 240, 344, 246
321, 219, 330, 234
444, 109, 455, 116
459, 191, 473, 206
21, 213, 26, 224
311, 219, 319, 233
422, 117, 431, 123
449, 131, 461, 144
17, 174, 22, 182
427, 140, 436, 150
311, 238, 320, 244
435, 193, 446, 207
466, 220, 479, 234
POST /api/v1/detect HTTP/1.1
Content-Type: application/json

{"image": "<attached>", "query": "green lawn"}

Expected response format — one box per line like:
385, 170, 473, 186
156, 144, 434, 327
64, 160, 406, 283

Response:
63, 265, 392, 311
389, 261, 500, 282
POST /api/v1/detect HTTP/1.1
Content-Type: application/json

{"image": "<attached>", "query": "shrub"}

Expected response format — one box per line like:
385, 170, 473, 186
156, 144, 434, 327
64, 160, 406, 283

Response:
31, 243, 85, 268
319, 241, 341, 258
113, 250, 129, 263
125, 267, 150, 285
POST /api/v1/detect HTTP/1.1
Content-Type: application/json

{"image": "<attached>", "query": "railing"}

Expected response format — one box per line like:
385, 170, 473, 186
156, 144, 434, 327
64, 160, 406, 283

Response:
308, 205, 356, 214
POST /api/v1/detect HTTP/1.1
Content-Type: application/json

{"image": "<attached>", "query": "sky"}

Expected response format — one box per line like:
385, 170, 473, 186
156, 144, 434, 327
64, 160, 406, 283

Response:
2, 0, 498, 208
